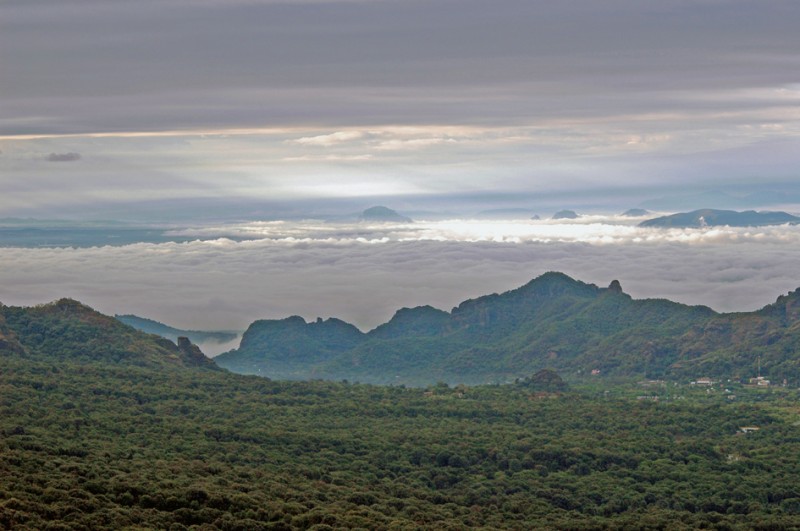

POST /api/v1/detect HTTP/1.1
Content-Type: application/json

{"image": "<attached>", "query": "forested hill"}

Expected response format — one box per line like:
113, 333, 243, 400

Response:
216, 272, 800, 385
0, 299, 218, 370
4, 289, 800, 528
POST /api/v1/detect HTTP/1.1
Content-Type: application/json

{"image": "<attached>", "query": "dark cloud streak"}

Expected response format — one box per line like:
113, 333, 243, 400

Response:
45, 152, 82, 162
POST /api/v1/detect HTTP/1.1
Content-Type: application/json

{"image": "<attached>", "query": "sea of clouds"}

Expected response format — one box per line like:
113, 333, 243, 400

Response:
1, 216, 799, 355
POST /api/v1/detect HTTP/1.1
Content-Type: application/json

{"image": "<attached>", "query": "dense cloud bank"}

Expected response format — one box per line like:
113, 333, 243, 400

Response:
1, 220, 798, 334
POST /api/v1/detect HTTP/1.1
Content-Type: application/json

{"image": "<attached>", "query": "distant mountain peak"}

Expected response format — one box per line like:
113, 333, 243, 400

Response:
621, 208, 649, 217
519, 271, 597, 295
359, 206, 412, 223
369, 305, 450, 339
552, 210, 579, 220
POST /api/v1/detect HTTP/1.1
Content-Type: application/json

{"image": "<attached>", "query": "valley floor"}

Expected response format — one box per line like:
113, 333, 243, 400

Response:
2, 357, 800, 529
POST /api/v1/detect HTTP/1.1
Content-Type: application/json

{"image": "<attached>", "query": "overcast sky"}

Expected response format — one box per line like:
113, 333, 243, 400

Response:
2, 0, 799, 216
2, 1, 800, 337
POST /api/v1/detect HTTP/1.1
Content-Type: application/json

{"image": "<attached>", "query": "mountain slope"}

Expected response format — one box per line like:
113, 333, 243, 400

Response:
0, 299, 218, 370
674, 288, 800, 379
217, 273, 747, 384
214, 315, 363, 378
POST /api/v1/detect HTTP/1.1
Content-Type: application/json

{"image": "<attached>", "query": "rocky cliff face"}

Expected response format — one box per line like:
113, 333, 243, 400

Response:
758, 288, 800, 325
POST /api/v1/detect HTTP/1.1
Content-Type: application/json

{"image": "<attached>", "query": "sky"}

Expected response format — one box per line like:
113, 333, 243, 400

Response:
2, 0, 800, 216
1, 0, 800, 341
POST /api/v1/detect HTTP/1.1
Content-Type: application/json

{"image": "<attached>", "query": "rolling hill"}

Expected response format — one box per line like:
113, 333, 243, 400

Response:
0, 298, 218, 370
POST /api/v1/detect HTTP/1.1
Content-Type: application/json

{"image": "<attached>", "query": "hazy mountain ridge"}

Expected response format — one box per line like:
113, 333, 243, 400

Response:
216, 272, 800, 385
0, 299, 218, 370
4, 274, 799, 385
115, 314, 238, 345
640, 209, 800, 228
359, 206, 412, 223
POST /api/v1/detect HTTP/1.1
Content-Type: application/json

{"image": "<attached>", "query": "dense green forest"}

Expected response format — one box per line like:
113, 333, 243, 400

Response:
4, 354, 800, 529
216, 272, 800, 386
3, 299, 800, 528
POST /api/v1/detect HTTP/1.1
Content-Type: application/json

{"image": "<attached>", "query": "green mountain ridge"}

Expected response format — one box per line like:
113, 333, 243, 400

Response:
0, 299, 218, 370
216, 272, 800, 385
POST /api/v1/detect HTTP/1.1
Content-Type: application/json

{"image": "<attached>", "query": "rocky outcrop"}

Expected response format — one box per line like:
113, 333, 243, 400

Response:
177, 336, 211, 367
608, 280, 623, 294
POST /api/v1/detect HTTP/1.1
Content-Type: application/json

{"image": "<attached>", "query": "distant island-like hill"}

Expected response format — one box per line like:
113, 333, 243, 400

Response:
359, 206, 412, 223
552, 210, 579, 219
621, 208, 649, 217
639, 209, 800, 228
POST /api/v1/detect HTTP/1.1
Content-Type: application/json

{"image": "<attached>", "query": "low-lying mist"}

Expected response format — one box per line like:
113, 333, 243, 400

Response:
1, 217, 798, 336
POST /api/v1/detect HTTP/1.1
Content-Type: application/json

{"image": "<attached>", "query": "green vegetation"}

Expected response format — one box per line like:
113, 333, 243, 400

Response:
217, 272, 800, 386
1, 299, 217, 370
4, 357, 800, 528
3, 298, 800, 529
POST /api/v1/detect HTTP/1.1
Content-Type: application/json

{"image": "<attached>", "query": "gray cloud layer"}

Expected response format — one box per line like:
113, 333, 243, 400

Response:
2, 0, 799, 135
1, 221, 798, 336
